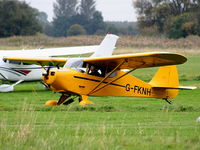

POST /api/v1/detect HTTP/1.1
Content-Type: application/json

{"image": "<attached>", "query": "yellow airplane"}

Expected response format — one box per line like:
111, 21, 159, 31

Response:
5, 34, 196, 106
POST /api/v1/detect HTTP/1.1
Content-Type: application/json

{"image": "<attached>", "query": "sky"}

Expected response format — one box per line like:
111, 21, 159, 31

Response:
24, 0, 137, 22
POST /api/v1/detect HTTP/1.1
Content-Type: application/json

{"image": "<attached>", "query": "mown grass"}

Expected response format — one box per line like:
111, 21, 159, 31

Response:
0, 85, 200, 150
0, 35, 200, 149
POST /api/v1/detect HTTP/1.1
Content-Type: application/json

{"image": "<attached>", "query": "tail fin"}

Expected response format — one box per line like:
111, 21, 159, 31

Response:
149, 65, 179, 99
149, 65, 179, 88
149, 65, 196, 99
91, 34, 119, 58
149, 65, 196, 90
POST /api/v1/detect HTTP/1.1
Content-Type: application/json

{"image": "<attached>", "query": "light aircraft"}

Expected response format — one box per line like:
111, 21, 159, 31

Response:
0, 43, 100, 92
5, 34, 196, 106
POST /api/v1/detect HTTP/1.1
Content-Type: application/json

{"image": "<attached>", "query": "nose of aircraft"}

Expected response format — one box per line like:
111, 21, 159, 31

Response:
42, 70, 57, 85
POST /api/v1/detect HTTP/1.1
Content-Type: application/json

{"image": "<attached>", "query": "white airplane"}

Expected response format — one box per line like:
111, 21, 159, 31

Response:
0, 44, 100, 92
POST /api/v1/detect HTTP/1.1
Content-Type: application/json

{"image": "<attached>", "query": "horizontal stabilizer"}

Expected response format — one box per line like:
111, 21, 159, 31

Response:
152, 86, 197, 90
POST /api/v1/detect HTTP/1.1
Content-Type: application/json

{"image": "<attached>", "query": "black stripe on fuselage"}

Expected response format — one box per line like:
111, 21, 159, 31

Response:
0, 67, 21, 76
74, 76, 126, 88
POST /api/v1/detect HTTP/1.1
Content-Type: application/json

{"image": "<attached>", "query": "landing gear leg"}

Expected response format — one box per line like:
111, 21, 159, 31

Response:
163, 98, 173, 104
58, 94, 77, 105
45, 94, 76, 106
57, 94, 69, 105
79, 95, 94, 106
63, 99, 74, 105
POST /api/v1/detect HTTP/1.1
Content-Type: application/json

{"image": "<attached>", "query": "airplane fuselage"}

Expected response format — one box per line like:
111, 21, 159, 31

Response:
0, 57, 43, 81
43, 68, 178, 99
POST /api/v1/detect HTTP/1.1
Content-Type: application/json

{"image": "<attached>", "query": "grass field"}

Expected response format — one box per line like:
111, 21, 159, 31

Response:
0, 56, 200, 150
0, 35, 200, 149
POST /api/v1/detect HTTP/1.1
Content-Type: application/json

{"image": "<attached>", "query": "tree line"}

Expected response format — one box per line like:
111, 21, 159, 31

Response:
0, 0, 137, 38
133, 0, 200, 38
0, 0, 42, 37
47, 0, 105, 36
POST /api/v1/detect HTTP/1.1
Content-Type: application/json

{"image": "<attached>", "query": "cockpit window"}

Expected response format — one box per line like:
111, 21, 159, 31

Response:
87, 65, 117, 78
22, 62, 32, 65
9, 60, 21, 65
64, 58, 85, 72
2, 58, 31, 65
64, 58, 83, 69
89, 66, 102, 76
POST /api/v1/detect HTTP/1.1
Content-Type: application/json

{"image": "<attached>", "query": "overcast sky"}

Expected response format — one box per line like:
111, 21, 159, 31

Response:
24, 0, 137, 22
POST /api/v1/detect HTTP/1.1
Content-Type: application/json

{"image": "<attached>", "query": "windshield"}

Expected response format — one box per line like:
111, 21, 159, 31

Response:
64, 58, 84, 69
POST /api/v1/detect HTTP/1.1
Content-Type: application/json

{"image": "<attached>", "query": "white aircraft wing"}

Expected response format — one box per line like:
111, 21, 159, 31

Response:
0, 45, 98, 57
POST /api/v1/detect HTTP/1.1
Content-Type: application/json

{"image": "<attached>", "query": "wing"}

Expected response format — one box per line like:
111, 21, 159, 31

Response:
4, 57, 68, 66
5, 52, 187, 69
84, 52, 187, 69
0, 45, 98, 57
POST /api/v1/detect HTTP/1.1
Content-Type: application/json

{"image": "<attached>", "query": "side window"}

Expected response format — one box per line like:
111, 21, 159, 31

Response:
9, 60, 21, 65
108, 72, 117, 78
104, 68, 117, 78
22, 62, 31, 65
86, 64, 117, 78
88, 65, 103, 77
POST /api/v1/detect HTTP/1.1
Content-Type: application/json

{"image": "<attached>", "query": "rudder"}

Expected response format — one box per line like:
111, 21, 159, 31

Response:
149, 65, 179, 99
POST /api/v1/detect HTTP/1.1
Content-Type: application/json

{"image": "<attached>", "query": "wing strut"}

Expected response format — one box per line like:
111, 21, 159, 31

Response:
88, 59, 127, 95
88, 62, 146, 95
89, 69, 136, 95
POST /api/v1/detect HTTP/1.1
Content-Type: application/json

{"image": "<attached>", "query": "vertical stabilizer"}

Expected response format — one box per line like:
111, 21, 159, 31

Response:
149, 65, 179, 88
91, 34, 119, 58
149, 65, 179, 99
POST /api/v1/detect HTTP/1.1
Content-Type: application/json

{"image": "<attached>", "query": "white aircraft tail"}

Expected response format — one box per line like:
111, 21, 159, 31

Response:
91, 34, 119, 58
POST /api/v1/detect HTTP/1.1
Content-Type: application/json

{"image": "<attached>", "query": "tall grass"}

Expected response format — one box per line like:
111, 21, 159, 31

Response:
1, 34, 200, 52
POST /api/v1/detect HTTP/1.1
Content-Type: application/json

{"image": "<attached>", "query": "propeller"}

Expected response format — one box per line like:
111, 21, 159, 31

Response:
43, 66, 51, 80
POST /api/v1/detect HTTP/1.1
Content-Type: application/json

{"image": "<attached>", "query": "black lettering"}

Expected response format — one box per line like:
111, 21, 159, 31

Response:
147, 89, 152, 96
142, 88, 147, 95
126, 84, 131, 91
138, 87, 142, 94
134, 86, 138, 93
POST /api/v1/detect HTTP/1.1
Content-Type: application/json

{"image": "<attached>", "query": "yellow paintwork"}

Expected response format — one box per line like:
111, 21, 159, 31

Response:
84, 52, 187, 69
5, 52, 189, 106
79, 95, 94, 106
44, 100, 58, 106
42, 65, 180, 101
5, 52, 186, 69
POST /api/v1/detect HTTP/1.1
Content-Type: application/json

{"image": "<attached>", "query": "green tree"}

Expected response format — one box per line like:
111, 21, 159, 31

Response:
80, 0, 96, 19
53, 0, 78, 18
87, 11, 105, 34
36, 11, 49, 25
165, 13, 199, 38
52, 0, 105, 36
52, 0, 79, 36
67, 24, 86, 36
106, 24, 119, 35
133, 0, 200, 38
34, 9, 51, 34
0, 0, 42, 37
